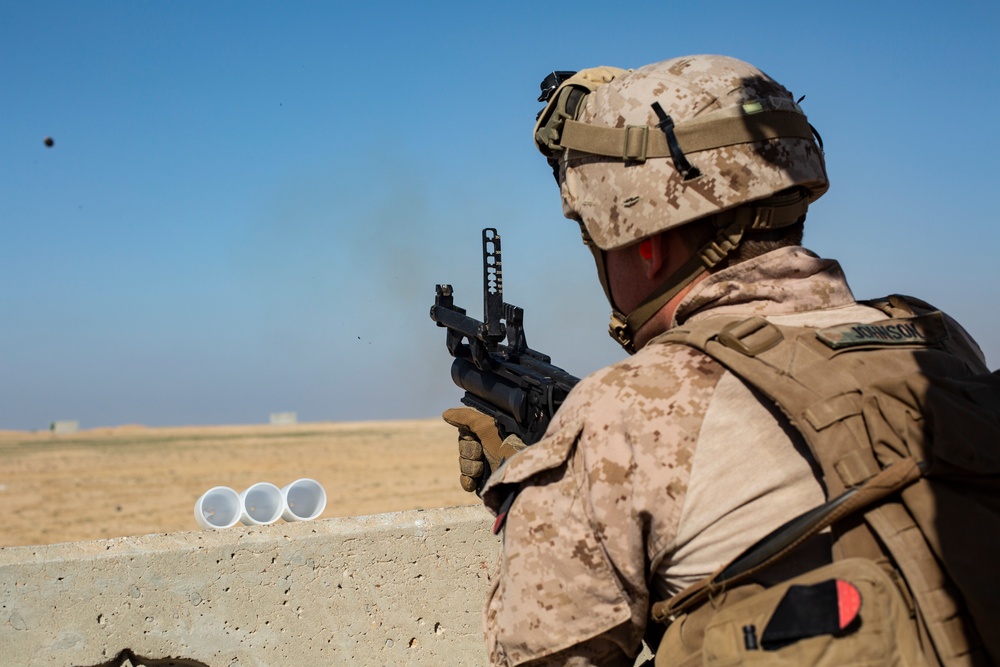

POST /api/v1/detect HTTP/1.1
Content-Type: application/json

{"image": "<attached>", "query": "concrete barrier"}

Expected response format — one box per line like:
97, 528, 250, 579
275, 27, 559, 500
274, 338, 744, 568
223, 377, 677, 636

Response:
0, 506, 500, 666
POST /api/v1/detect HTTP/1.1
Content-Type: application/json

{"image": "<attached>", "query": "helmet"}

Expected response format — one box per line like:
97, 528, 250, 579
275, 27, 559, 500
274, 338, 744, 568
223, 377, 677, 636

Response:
534, 55, 829, 351
535, 55, 828, 250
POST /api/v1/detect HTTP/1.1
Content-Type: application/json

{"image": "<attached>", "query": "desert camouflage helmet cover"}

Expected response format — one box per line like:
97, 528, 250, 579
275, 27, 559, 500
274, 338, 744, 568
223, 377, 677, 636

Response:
535, 55, 829, 250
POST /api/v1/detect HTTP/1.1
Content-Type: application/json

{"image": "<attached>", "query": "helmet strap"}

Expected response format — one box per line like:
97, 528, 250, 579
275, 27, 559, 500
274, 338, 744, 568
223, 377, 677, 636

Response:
579, 223, 614, 307
608, 218, 744, 353
603, 190, 809, 353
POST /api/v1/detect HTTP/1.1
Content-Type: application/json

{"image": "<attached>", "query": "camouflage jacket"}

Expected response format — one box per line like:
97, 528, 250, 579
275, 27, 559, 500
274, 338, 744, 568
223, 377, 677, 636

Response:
479, 246, 985, 666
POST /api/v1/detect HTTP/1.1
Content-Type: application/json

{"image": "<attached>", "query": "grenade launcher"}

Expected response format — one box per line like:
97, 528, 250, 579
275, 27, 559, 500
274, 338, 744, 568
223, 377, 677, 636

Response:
430, 228, 579, 449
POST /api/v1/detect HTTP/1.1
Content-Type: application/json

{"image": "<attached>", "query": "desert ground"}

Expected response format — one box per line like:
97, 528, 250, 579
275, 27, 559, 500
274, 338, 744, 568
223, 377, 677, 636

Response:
0, 419, 478, 548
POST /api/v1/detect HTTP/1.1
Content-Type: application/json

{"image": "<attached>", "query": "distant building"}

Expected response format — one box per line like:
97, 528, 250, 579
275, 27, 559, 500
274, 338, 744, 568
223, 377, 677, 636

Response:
50, 420, 79, 434
269, 412, 297, 425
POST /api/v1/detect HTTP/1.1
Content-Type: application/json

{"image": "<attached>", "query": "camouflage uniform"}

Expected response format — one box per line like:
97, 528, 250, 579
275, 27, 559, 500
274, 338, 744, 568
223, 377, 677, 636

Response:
480, 246, 986, 666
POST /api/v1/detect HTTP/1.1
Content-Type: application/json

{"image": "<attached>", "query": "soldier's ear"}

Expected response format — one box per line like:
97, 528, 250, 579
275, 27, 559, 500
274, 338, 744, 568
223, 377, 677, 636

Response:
641, 236, 667, 280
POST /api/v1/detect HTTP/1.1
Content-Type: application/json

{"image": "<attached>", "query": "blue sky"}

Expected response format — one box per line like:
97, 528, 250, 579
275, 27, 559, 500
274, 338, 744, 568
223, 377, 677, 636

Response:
3, 1, 998, 430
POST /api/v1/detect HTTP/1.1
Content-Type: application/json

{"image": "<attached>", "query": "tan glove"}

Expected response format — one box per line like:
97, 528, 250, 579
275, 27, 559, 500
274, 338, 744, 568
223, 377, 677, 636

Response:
442, 406, 526, 493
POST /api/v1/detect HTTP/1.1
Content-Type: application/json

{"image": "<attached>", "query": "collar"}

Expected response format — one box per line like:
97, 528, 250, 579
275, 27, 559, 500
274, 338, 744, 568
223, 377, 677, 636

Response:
670, 246, 856, 328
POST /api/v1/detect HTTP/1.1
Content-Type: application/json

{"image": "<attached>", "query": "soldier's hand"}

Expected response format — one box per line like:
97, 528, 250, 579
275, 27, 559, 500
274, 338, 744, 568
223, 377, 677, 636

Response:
442, 406, 526, 493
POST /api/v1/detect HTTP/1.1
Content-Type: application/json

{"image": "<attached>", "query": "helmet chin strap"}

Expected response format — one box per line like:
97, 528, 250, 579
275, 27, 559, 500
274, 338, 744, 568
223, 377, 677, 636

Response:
604, 218, 745, 354
582, 191, 809, 354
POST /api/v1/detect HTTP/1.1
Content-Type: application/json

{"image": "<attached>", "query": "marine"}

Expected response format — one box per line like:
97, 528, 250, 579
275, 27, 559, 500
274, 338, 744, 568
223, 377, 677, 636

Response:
443, 55, 997, 666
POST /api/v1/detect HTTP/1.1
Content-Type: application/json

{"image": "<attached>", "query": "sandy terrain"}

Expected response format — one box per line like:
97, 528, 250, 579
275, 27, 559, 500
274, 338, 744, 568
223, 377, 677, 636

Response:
0, 419, 478, 548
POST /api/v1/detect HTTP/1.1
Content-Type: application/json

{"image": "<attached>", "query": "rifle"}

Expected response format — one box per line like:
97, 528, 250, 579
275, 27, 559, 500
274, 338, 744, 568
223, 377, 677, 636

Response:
430, 228, 579, 486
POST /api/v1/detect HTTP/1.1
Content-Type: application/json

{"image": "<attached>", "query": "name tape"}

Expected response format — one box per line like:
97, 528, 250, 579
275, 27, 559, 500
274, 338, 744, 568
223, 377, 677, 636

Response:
816, 313, 947, 350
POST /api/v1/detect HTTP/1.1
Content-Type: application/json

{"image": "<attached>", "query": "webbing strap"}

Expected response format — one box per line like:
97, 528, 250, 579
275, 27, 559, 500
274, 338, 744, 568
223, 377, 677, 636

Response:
560, 109, 814, 162
867, 500, 983, 663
